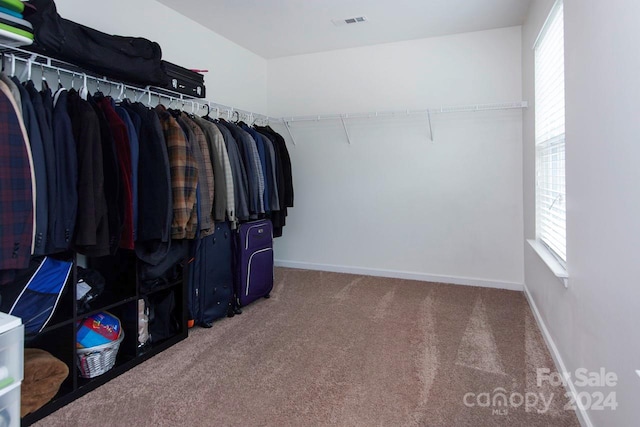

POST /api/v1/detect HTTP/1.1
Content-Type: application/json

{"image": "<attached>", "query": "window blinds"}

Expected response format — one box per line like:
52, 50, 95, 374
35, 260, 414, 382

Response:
535, 1, 566, 262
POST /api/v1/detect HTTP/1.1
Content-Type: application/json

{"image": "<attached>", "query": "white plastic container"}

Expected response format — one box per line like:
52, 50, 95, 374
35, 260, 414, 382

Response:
0, 382, 20, 426
0, 314, 23, 393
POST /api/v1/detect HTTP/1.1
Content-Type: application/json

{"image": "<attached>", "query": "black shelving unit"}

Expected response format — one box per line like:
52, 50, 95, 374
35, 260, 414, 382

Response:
21, 251, 188, 426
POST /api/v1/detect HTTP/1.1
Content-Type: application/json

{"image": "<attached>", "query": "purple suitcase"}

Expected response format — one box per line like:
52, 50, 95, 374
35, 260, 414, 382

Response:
235, 220, 274, 307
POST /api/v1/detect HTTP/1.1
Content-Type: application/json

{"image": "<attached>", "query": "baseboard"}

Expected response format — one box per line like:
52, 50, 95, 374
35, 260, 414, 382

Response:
523, 284, 593, 427
274, 259, 524, 291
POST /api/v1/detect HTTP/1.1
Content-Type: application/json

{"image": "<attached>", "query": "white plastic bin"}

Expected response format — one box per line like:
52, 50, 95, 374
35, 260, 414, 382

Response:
0, 314, 23, 394
0, 382, 20, 426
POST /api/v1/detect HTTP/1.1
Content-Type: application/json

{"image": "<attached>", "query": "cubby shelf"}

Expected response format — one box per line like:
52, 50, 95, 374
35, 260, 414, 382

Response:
21, 251, 188, 426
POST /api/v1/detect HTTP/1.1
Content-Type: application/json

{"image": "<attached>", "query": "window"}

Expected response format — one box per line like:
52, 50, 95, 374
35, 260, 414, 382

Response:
534, 0, 566, 264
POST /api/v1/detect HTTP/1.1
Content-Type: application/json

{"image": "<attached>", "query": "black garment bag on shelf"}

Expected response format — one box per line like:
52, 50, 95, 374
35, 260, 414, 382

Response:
25, 0, 169, 87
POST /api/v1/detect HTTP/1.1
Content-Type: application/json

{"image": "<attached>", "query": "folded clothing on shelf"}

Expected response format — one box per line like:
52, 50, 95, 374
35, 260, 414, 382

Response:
0, 0, 33, 47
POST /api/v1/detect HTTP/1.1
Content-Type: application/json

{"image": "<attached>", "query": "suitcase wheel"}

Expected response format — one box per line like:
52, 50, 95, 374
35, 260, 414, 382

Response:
201, 322, 214, 328
263, 294, 271, 299
234, 307, 243, 315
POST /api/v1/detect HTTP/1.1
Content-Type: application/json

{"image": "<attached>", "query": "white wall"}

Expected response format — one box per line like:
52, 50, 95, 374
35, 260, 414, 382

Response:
54, 0, 267, 114
523, 1, 640, 426
268, 27, 525, 288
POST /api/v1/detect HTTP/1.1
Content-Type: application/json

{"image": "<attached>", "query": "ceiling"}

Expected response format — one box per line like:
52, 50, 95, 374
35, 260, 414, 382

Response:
156, 0, 531, 59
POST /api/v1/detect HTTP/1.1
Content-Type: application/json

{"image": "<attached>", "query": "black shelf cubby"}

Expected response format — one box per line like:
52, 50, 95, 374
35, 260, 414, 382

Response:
21, 250, 188, 426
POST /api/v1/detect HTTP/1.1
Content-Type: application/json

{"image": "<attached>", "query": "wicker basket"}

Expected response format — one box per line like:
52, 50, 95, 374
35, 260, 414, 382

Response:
76, 330, 124, 378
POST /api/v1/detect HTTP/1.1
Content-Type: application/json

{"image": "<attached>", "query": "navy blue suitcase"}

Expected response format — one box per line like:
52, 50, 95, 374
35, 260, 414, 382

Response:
188, 221, 234, 327
234, 220, 274, 307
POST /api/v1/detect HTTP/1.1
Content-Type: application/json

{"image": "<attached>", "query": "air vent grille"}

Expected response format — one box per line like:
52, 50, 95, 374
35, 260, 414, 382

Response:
332, 16, 368, 26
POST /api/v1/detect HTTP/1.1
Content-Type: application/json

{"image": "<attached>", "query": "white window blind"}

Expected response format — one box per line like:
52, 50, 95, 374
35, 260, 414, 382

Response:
535, 1, 566, 263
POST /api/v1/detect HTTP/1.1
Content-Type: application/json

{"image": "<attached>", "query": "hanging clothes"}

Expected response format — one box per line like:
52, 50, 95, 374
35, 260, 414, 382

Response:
241, 124, 270, 212
67, 89, 109, 257
212, 120, 250, 222
244, 125, 280, 213
115, 104, 139, 242
155, 104, 198, 240
25, 81, 56, 236
192, 116, 235, 225
218, 119, 264, 217
95, 96, 134, 250
122, 102, 172, 265
174, 113, 204, 238
256, 130, 281, 212
87, 93, 122, 255
10, 77, 47, 254
255, 125, 294, 237
0, 73, 21, 116
0, 80, 35, 283
39, 84, 54, 132
179, 113, 214, 237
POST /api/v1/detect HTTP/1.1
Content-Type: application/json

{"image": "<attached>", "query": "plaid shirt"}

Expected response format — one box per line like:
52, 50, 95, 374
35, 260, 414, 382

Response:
155, 105, 198, 240
0, 82, 35, 271
181, 114, 215, 237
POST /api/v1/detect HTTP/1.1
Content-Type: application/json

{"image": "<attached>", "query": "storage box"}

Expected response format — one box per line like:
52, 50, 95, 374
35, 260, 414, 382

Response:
0, 315, 23, 393
161, 61, 206, 98
0, 382, 20, 426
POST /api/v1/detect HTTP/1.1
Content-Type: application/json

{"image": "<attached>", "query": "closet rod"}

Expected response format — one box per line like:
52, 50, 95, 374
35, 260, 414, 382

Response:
0, 44, 275, 122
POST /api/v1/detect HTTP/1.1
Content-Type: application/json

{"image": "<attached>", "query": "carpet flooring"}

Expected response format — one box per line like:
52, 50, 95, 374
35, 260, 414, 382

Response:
36, 268, 580, 426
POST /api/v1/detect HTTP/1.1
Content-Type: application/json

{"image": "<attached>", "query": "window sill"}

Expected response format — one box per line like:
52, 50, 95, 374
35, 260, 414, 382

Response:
527, 239, 568, 288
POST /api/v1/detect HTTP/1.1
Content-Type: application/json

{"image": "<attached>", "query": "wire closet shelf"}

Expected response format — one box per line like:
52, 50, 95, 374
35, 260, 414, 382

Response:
0, 43, 527, 146
280, 101, 528, 145
0, 43, 274, 125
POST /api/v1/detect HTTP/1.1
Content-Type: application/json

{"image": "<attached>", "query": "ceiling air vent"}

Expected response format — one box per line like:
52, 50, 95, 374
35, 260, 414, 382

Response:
332, 16, 368, 26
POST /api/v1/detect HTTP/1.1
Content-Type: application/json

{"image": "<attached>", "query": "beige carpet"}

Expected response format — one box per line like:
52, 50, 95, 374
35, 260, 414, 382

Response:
36, 268, 580, 427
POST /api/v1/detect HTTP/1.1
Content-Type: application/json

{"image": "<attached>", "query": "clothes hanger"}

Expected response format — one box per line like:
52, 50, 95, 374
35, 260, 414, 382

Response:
40, 62, 50, 91
52, 68, 65, 107
145, 87, 152, 106
25, 57, 32, 82
80, 73, 88, 100
93, 77, 104, 99
119, 83, 126, 102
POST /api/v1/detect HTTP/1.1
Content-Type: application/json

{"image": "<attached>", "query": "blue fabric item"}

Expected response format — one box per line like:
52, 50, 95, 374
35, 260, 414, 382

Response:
116, 106, 139, 241
9, 257, 72, 335
0, 7, 22, 19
